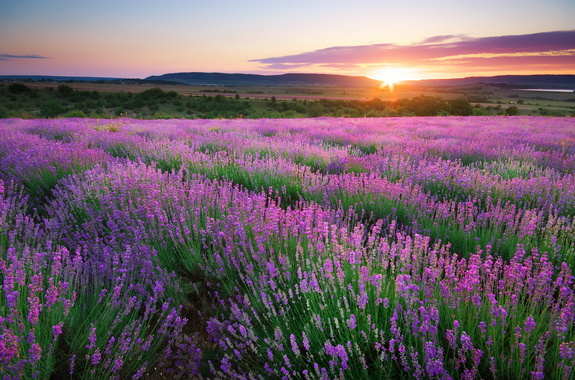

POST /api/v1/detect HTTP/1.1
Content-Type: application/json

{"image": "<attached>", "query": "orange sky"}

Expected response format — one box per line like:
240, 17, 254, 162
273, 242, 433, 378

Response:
1, 0, 574, 80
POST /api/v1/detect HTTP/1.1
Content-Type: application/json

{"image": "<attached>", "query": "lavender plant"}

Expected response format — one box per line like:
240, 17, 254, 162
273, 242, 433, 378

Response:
1, 116, 574, 379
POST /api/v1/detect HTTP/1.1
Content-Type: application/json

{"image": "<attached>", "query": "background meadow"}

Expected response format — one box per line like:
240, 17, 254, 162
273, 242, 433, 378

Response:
1, 116, 574, 379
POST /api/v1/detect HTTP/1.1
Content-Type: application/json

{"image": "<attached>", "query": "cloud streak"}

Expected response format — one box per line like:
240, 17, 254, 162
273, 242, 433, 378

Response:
0, 54, 49, 61
250, 30, 575, 75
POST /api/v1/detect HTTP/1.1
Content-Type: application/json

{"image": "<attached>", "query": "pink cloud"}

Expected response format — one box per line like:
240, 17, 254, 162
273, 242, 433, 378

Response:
250, 30, 575, 74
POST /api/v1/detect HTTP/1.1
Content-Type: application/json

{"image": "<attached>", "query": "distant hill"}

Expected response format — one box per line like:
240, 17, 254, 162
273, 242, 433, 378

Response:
414, 75, 575, 89
0, 75, 122, 82
145, 72, 575, 89
145, 72, 381, 87
3, 73, 574, 90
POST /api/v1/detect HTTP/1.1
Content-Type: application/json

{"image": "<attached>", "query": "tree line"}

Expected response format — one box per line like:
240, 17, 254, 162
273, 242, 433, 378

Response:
0, 83, 539, 119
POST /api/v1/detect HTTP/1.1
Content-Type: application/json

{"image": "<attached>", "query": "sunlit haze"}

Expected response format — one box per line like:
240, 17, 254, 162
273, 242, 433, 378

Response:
1, 0, 574, 80
368, 67, 421, 90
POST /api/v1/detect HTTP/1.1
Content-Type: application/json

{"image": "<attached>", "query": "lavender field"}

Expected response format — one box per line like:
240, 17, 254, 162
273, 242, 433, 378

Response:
1, 116, 575, 379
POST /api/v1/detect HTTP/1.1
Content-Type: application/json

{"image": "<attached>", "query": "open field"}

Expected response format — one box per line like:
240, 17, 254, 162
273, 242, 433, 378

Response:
2, 81, 574, 119
2, 80, 458, 100
1, 116, 575, 379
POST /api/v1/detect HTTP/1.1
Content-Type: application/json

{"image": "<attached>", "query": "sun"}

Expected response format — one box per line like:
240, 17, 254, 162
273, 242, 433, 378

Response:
369, 67, 416, 91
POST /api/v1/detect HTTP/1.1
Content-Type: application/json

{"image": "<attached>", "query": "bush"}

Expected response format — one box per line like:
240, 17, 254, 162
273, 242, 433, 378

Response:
62, 110, 87, 118
115, 107, 126, 116
448, 97, 474, 116
137, 87, 165, 101
505, 106, 519, 116
8, 83, 32, 94
56, 84, 74, 97
39, 101, 66, 118
7, 110, 36, 119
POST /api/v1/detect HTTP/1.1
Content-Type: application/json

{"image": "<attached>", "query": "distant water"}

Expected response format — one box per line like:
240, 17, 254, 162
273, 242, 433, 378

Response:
517, 89, 575, 93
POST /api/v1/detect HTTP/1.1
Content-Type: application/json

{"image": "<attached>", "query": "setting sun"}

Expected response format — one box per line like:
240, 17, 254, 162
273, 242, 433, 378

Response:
369, 67, 418, 90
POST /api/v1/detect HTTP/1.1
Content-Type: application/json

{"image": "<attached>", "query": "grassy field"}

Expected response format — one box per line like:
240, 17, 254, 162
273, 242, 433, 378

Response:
1, 80, 574, 119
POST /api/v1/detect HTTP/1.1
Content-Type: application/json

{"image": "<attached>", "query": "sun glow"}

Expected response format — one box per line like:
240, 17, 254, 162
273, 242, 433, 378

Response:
369, 67, 418, 91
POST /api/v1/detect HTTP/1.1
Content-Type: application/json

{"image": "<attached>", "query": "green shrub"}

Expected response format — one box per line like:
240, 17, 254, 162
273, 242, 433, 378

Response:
39, 102, 66, 118
8, 83, 32, 94
62, 110, 87, 118
505, 106, 519, 116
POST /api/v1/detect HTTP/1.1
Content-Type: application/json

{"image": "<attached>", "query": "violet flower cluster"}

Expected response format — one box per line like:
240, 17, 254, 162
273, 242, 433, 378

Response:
0, 116, 574, 379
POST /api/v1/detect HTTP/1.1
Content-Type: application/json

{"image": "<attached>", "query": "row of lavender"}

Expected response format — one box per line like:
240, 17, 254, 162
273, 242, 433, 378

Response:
1, 116, 574, 379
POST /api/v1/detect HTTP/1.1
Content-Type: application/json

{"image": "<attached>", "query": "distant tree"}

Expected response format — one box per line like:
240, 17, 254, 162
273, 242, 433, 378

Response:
448, 97, 473, 116
271, 96, 277, 103
396, 95, 448, 116
235, 93, 240, 100
40, 101, 66, 118
505, 106, 519, 116
8, 83, 31, 94
115, 106, 126, 116
137, 87, 165, 100
57, 84, 74, 97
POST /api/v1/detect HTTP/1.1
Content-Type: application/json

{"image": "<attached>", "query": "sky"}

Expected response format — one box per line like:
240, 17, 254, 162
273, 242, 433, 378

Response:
1, 0, 574, 81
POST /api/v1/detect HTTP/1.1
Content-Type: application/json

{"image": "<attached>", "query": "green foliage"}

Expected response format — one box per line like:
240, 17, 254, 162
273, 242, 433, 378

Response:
136, 87, 166, 100
56, 84, 74, 97
8, 83, 32, 94
505, 106, 519, 116
0, 83, 569, 119
7, 109, 36, 119
396, 95, 450, 116
62, 110, 87, 118
152, 111, 175, 119
115, 106, 125, 116
39, 101, 66, 118
448, 97, 474, 116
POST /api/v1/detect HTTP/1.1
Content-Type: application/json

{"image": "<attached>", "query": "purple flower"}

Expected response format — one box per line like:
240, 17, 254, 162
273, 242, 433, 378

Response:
45, 278, 58, 308
220, 357, 231, 373
290, 334, 300, 355
92, 348, 102, 366
110, 356, 123, 373
302, 332, 310, 351
560, 342, 574, 360
87, 323, 97, 350
28, 343, 42, 363
519, 343, 526, 363
132, 362, 147, 380
525, 315, 536, 334
69, 354, 76, 375
446, 320, 459, 350
27, 295, 42, 326
274, 327, 283, 341
346, 314, 357, 330
460, 331, 473, 352
52, 322, 63, 341
105, 336, 116, 355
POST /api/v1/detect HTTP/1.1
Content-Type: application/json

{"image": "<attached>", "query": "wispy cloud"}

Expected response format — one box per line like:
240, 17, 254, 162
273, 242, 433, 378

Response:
250, 30, 575, 75
419, 34, 472, 44
0, 54, 49, 61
